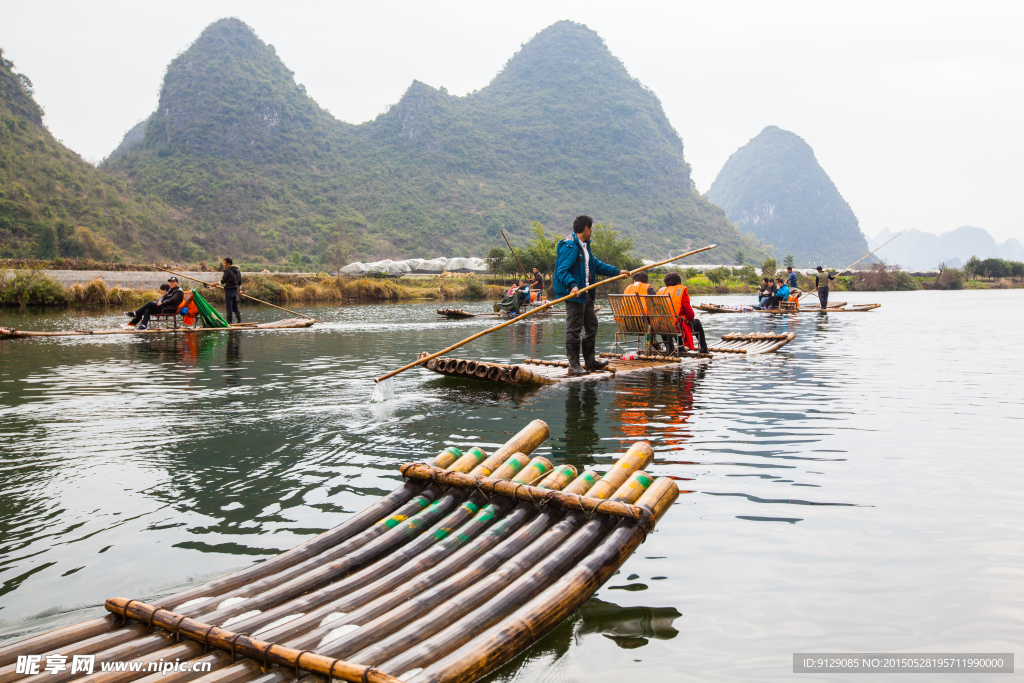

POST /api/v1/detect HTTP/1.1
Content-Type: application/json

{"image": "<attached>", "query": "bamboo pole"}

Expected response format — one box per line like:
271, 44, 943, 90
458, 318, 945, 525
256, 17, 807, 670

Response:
499, 229, 531, 281
151, 266, 319, 322
798, 230, 907, 300
375, 244, 717, 382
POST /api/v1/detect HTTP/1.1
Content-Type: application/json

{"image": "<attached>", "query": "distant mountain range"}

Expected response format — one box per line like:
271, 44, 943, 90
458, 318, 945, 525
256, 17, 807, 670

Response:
705, 126, 869, 267
1, 20, 770, 264
98, 18, 766, 264
869, 226, 1024, 271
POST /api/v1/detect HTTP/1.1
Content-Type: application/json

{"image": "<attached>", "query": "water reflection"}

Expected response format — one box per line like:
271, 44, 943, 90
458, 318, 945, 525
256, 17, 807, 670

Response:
2, 293, 1023, 683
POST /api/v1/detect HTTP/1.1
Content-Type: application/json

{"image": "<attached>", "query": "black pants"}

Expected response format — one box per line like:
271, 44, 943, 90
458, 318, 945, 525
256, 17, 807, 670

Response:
818, 287, 829, 309
565, 297, 598, 346
225, 290, 240, 322
663, 318, 708, 353
691, 318, 708, 352
130, 302, 175, 326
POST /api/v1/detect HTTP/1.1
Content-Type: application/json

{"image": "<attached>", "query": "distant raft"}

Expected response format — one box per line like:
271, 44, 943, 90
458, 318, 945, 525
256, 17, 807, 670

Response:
423, 332, 795, 386
0, 318, 315, 339
697, 301, 880, 314
0, 420, 679, 683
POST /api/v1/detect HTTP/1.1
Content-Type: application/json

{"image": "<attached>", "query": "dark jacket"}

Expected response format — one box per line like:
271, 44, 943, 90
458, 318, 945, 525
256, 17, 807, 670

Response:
157, 286, 184, 310
786, 272, 798, 288
554, 234, 619, 304
221, 265, 242, 292
815, 270, 835, 289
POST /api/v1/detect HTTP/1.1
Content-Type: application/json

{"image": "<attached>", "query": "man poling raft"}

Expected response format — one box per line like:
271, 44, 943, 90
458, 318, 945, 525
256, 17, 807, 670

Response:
555, 215, 631, 376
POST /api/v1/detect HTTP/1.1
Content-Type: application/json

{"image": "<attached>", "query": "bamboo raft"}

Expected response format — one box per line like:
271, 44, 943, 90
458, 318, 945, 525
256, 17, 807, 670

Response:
0, 420, 679, 683
697, 302, 880, 314
435, 306, 575, 320
0, 318, 315, 339
422, 332, 795, 386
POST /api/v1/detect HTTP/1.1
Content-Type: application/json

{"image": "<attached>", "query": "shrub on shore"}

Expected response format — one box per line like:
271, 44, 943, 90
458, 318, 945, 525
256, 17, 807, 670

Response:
0, 269, 70, 306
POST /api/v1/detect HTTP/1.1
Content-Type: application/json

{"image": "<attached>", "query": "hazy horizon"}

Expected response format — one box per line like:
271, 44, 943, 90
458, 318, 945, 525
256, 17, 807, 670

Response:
4, 0, 1022, 243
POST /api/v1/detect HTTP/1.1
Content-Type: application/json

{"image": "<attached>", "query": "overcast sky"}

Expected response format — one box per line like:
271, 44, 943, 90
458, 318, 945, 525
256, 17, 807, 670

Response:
4, 0, 1023, 242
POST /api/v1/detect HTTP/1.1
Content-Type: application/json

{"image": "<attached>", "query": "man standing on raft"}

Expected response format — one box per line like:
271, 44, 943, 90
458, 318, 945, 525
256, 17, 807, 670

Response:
554, 215, 629, 376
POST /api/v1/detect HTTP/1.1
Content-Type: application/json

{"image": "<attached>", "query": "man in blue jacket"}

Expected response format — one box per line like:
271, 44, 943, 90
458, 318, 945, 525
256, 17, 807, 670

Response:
554, 215, 629, 376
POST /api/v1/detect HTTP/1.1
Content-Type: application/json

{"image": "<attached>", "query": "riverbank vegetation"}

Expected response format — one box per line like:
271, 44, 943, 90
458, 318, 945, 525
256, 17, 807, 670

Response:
0, 268, 505, 309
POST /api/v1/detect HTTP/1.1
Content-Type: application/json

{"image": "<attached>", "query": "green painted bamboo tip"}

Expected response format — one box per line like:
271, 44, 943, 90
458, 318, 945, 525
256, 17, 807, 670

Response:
489, 452, 531, 480
512, 457, 553, 484
538, 464, 578, 490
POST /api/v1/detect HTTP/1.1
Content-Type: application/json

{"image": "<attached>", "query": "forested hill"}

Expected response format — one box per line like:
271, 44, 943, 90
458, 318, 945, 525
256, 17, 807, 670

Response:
104, 18, 766, 264
705, 126, 869, 267
0, 49, 184, 260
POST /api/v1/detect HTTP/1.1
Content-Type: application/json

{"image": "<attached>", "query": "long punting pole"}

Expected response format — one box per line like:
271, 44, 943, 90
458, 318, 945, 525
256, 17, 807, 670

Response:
500, 229, 532, 280
374, 243, 716, 382
798, 229, 907, 299
153, 266, 320, 322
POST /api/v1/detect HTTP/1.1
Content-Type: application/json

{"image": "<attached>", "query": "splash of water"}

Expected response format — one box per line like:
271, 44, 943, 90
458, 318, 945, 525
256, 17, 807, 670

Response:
371, 377, 395, 403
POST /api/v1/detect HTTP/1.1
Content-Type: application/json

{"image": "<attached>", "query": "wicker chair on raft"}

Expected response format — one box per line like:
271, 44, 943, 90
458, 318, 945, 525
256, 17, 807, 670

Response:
607, 293, 693, 357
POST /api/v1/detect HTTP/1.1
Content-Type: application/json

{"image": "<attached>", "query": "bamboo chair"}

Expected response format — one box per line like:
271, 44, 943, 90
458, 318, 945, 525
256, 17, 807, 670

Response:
641, 294, 683, 355
608, 294, 681, 356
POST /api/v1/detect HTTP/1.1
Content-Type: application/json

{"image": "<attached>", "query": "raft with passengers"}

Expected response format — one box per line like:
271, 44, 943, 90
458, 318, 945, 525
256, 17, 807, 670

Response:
0, 270, 317, 339
0, 420, 679, 683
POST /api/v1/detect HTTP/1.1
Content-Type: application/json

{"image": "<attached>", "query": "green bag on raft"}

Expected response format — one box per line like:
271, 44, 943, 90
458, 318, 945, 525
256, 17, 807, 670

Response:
189, 289, 229, 328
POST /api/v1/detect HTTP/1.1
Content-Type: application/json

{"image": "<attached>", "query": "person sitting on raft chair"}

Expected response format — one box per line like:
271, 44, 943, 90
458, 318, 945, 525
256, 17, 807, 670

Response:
657, 271, 709, 354
756, 277, 774, 309
124, 276, 184, 330
624, 271, 671, 353
770, 277, 791, 308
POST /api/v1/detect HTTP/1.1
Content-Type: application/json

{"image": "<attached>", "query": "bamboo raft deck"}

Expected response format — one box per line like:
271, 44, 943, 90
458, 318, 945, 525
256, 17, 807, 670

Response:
435, 305, 573, 320
0, 420, 679, 683
0, 318, 315, 339
423, 332, 795, 386
697, 302, 881, 314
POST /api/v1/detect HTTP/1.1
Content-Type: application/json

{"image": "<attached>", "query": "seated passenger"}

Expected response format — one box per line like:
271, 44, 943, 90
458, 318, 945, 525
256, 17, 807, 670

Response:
770, 277, 790, 308
657, 271, 709, 354
756, 277, 774, 309
124, 277, 184, 330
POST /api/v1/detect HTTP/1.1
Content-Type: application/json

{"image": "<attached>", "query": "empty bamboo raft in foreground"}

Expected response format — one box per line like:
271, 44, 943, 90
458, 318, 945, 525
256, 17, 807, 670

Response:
422, 332, 796, 386
0, 420, 679, 683
0, 318, 315, 339
697, 302, 881, 314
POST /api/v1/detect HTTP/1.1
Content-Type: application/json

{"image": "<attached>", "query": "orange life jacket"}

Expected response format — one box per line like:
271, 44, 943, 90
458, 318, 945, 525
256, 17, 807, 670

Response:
623, 281, 653, 313
657, 284, 694, 349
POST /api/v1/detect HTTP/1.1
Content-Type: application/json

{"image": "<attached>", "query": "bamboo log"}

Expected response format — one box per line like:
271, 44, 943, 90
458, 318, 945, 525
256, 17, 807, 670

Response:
586, 442, 654, 500
398, 464, 656, 524
152, 266, 318, 323
413, 477, 680, 683
102, 599, 399, 683
361, 472, 655, 671
375, 244, 717, 382
485, 366, 502, 381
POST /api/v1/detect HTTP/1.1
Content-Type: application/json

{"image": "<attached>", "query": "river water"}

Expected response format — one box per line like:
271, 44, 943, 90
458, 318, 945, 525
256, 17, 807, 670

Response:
0, 290, 1021, 681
